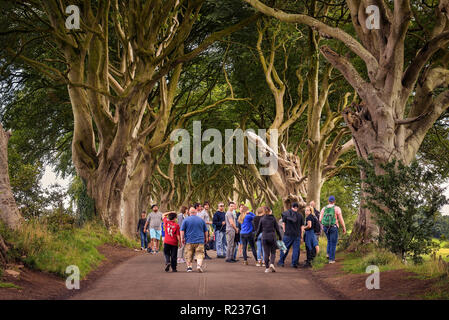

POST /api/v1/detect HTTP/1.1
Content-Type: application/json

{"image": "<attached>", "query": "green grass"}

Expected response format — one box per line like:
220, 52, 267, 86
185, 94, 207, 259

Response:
0, 282, 22, 289
1, 219, 138, 280
311, 236, 329, 270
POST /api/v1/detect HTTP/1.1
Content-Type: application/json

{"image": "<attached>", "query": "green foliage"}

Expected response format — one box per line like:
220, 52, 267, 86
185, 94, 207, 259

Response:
0, 219, 137, 279
67, 176, 96, 225
0, 282, 21, 289
433, 214, 449, 240
360, 158, 448, 263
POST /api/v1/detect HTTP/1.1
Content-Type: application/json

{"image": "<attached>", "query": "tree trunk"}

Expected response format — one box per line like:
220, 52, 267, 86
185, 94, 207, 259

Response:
0, 124, 22, 230
0, 233, 8, 266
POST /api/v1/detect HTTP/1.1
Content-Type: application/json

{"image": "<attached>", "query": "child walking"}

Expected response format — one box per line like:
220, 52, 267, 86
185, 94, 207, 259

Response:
162, 211, 180, 272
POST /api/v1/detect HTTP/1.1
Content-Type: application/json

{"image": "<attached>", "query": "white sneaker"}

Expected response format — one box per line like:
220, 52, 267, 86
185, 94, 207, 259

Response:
197, 265, 203, 273
265, 268, 270, 273
329, 260, 335, 264
269, 264, 276, 272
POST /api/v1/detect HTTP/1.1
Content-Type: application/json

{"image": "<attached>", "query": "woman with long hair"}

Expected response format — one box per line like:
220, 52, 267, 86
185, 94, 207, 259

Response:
303, 206, 320, 268
253, 207, 265, 267
238, 206, 258, 265
255, 206, 282, 273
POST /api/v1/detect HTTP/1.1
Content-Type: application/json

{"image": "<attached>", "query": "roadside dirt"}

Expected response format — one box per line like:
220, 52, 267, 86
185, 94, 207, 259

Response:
308, 255, 444, 300
0, 244, 140, 300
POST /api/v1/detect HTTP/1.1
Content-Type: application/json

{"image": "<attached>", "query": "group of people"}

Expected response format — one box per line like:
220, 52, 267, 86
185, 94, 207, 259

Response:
136, 196, 346, 273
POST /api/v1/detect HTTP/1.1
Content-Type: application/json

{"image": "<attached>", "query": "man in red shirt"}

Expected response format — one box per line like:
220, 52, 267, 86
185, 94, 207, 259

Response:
162, 211, 181, 272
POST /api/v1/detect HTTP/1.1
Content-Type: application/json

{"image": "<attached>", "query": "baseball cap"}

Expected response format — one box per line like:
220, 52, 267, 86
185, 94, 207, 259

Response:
328, 196, 336, 203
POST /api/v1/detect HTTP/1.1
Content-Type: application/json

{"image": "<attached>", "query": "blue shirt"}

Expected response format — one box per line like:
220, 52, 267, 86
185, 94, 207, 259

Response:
240, 212, 256, 234
181, 215, 207, 244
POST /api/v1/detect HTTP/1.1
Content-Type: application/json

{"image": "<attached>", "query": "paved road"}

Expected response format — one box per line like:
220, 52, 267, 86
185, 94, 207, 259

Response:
71, 250, 334, 300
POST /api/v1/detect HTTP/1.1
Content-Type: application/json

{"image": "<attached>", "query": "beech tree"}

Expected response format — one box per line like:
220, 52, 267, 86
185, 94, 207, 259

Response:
4, 0, 258, 236
245, 0, 449, 241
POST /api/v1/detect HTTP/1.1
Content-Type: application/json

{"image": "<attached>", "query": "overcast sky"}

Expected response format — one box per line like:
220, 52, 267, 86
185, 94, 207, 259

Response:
41, 165, 449, 216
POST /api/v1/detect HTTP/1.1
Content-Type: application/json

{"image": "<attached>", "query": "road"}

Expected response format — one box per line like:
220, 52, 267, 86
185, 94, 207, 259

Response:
71, 250, 334, 300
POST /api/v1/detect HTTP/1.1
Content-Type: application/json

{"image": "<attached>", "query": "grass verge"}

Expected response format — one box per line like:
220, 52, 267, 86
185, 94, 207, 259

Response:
0, 219, 138, 280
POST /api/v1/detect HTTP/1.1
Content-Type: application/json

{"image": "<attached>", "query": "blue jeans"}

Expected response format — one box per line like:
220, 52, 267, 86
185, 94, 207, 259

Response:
323, 226, 338, 261
139, 230, 148, 248
256, 233, 264, 260
215, 230, 227, 256
278, 235, 300, 266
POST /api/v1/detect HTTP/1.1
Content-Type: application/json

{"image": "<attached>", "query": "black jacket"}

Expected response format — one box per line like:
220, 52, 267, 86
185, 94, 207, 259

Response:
137, 218, 146, 232
255, 214, 281, 241
212, 210, 226, 232
281, 209, 304, 237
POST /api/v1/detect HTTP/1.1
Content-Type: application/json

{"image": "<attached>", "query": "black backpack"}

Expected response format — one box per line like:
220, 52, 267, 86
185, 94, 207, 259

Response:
311, 214, 321, 234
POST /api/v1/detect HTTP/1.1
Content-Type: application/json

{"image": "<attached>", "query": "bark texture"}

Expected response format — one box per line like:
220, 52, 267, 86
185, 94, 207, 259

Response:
0, 124, 22, 230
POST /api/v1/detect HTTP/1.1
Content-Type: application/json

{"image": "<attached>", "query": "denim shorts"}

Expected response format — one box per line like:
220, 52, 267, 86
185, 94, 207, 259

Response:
149, 228, 162, 239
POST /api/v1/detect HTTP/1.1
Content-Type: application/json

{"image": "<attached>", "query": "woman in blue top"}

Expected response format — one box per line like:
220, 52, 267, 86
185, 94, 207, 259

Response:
237, 206, 258, 265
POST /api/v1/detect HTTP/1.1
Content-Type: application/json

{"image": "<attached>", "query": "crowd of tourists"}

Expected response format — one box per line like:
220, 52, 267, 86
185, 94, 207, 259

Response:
136, 196, 346, 273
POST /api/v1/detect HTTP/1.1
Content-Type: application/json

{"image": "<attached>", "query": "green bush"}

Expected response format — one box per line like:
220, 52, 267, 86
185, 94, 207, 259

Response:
360, 158, 448, 263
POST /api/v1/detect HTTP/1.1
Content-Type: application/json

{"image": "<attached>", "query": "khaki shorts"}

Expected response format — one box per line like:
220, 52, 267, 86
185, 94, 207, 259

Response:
184, 243, 205, 263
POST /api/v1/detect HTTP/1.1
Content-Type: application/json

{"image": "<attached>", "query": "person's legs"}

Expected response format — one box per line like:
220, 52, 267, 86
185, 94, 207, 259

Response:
291, 236, 301, 267
262, 239, 271, 268
324, 226, 331, 258
185, 244, 194, 269
278, 235, 293, 265
256, 233, 264, 261
226, 230, 235, 260
248, 233, 258, 261
215, 231, 223, 256
194, 244, 205, 270
241, 234, 249, 261
329, 227, 339, 261
163, 243, 171, 264
171, 244, 178, 271
270, 239, 277, 266
139, 230, 146, 249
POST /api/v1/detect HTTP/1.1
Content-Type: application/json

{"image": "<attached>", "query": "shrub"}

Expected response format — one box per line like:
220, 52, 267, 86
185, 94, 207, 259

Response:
360, 158, 448, 263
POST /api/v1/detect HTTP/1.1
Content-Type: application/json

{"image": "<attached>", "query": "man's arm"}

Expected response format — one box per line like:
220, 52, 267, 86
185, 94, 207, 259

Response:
319, 208, 324, 222
143, 220, 149, 232
180, 230, 185, 245
337, 207, 346, 234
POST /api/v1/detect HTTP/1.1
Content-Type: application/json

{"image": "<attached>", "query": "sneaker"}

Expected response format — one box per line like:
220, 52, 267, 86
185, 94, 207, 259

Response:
262, 263, 265, 267
243, 260, 248, 265
231, 259, 239, 262
204, 255, 212, 260
197, 265, 203, 273
265, 268, 270, 273
301, 262, 312, 268
179, 258, 186, 263
172, 269, 177, 272
329, 260, 336, 264
164, 264, 170, 272
187, 267, 193, 272
256, 261, 262, 267
269, 264, 276, 272
225, 259, 236, 263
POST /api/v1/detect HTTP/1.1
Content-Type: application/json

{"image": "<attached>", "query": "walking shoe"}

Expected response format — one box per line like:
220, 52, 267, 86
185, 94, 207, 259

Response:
197, 265, 204, 273
172, 269, 177, 272
329, 260, 336, 264
264, 268, 270, 273
243, 260, 248, 265
292, 265, 298, 269
269, 264, 276, 272
187, 267, 193, 272
178, 258, 186, 263
225, 259, 236, 263
204, 255, 212, 260
164, 264, 170, 272
256, 261, 262, 267
301, 262, 312, 268
231, 259, 239, 262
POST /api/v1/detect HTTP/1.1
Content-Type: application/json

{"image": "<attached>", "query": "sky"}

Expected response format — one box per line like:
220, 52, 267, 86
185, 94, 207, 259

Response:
41, 165, 449, 216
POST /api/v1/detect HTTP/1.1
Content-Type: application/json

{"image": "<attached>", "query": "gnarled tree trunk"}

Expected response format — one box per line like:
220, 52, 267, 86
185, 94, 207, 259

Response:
0, 124, 22, 230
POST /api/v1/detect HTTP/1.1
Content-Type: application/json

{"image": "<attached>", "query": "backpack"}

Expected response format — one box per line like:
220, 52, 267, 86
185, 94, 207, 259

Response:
311, 214, 321, 234
322, 205, 336, 228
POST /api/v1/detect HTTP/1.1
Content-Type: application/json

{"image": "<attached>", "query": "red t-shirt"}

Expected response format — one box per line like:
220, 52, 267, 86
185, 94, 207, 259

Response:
163, 217, 180, 246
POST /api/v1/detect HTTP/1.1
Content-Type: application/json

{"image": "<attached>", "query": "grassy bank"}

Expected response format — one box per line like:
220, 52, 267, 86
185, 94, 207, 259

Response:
0, 219, 138, 280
